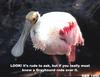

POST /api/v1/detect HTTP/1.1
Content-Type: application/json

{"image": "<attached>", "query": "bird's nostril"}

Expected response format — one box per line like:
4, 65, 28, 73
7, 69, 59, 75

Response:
33, 30, 37, 35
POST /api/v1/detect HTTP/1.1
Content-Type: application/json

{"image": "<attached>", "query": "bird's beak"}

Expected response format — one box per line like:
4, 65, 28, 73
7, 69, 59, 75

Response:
11, 11, 39, 57
11, 20, 33, 57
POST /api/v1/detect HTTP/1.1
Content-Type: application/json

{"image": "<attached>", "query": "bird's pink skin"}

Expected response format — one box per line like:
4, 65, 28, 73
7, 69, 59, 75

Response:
58, 21, 83, 77
59, 21, 84, 63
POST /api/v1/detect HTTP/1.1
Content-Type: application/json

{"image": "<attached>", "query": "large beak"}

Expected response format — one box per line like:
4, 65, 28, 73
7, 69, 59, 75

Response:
11, 11, 39, 57
11, 20, 33, 57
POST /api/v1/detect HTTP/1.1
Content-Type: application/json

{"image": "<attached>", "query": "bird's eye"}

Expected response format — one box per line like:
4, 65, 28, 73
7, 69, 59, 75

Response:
32, 18, 36, 21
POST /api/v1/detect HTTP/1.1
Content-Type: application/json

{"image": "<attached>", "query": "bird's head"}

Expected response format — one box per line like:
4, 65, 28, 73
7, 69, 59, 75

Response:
26, 11, 40, 25
11, 11, 40, 57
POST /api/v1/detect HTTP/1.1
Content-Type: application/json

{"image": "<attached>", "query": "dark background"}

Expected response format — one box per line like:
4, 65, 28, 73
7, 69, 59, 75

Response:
0, 0, 100, 76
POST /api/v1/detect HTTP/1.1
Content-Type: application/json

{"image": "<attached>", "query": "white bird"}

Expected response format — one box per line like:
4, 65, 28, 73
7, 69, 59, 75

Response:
11, 11, 84, 77
11, 11, 84, 64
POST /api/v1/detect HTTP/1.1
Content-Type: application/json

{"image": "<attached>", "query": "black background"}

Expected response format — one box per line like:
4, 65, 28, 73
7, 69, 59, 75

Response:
0, 0, 100, 76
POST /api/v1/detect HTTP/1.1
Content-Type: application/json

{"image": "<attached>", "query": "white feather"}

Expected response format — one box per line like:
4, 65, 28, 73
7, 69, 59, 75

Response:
30, 12, 84, 55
